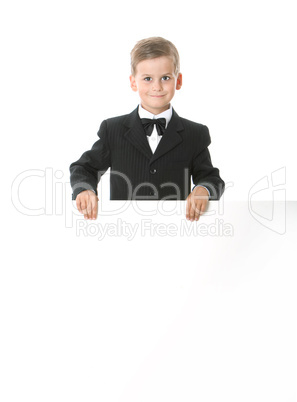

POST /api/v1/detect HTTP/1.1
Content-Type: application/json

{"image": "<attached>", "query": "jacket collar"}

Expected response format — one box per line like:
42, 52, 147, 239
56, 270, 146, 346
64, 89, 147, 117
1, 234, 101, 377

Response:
123, 106, 184, 164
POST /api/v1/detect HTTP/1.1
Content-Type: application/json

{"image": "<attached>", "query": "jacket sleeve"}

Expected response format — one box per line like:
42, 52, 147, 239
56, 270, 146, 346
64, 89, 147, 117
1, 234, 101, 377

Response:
69, 120, 111, 200
191, 125, 225, 200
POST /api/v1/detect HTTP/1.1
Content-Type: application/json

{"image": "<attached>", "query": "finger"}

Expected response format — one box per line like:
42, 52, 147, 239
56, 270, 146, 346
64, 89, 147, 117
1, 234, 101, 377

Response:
78, 198, 88, 216
186, 196, 191, 220
199, 201, 207, 215
81, 198, 90, 219
82, 207, 89, 219
86, 196, 93, 219
91, 196, 98, 220
80, 198, 87, 214
189, 198, 196, 221
76, 198, 82, 214
93, 201, 98, 220
194, 201, 202, 221
195, 198, 209, 220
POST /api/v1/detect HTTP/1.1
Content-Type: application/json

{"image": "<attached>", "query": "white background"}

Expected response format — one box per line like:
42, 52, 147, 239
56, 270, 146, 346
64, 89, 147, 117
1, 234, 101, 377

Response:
1, 1, 297, 401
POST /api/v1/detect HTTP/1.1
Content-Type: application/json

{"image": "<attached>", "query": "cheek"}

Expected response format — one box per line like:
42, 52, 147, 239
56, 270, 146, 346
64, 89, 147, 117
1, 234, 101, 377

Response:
167, 85, 175, 95
139, 87, 148, 96
165, 81, 175, 91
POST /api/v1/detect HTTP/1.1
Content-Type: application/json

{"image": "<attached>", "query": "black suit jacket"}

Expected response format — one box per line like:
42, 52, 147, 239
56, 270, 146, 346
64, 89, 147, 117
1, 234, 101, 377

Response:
70, 107, 225, 200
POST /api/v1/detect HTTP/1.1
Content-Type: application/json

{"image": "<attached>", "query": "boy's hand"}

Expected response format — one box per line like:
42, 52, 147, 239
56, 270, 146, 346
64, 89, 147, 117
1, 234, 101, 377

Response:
186, 186, 209, 221
76, 190, 99, 220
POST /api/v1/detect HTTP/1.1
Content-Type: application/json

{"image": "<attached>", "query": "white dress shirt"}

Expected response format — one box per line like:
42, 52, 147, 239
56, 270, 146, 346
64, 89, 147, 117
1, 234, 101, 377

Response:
138, 104, 172, 154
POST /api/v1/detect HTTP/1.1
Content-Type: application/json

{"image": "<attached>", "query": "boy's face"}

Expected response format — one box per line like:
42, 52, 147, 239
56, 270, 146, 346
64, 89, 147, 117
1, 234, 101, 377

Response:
130, 56, 182, 115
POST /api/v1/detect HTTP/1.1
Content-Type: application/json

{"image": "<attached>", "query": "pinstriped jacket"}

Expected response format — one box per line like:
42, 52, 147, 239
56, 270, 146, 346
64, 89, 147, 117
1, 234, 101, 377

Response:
70, 107, 225, 200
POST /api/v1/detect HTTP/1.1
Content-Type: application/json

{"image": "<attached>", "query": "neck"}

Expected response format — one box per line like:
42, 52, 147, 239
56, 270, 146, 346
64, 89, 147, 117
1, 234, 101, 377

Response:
140, 103, 170, 115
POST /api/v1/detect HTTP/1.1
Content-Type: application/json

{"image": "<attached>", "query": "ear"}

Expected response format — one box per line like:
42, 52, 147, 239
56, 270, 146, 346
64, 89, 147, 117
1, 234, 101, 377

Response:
176, 73, 182, 90
129, 75, 138, 92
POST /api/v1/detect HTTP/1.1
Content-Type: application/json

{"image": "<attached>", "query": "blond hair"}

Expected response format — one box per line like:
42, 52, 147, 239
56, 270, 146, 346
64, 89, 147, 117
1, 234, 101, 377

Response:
130, 37, 180, 76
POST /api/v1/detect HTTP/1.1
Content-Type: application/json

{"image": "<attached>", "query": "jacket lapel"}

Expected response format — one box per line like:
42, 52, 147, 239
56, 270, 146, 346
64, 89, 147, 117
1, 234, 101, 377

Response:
122, 107, 184, 164
123, 107, 153, 160
149, 108, 184, 165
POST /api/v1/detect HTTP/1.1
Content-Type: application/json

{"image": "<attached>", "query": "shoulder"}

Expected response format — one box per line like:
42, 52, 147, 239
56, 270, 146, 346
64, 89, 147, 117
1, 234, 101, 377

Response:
96, 109, 136, 135
103, 107, 138, 127
105, 113, 130, 125
174, 111, 211, 144
178, 115, 209, 132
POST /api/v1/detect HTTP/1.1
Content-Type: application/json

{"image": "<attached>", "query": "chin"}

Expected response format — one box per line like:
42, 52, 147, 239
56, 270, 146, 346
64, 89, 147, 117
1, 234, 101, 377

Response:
151, 100, 170, 108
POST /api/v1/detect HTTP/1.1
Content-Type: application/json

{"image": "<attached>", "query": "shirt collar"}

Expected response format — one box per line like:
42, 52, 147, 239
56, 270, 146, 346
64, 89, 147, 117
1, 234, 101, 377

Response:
138, 104, 172, 128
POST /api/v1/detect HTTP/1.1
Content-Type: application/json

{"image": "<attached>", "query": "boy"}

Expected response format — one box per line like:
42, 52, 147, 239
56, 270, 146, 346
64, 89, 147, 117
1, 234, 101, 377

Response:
70, 37, 224, 221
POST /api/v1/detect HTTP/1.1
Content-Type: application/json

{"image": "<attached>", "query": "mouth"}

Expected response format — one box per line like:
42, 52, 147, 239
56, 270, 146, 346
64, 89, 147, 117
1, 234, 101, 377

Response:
150, 95, 165, 98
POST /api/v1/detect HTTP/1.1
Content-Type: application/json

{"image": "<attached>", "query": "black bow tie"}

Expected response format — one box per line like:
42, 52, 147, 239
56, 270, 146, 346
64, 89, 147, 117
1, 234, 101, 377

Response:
141, 118, 166, 137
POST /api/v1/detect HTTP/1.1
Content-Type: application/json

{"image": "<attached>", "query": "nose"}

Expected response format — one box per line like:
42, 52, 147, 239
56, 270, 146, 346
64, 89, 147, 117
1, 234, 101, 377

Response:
152, 80, 162, 91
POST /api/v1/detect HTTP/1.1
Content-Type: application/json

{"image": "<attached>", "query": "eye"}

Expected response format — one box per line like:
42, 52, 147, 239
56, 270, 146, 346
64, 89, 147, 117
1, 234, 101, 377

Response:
144, 77, 152, 81
162, 76, 170, 81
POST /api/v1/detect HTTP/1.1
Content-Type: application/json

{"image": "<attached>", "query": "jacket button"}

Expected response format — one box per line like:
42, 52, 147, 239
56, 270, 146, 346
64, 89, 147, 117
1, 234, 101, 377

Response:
150, 169, 157, 174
